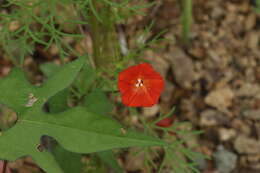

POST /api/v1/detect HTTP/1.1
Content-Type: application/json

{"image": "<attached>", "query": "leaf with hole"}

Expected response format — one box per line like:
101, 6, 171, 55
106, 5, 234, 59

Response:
0, 58, 166, 173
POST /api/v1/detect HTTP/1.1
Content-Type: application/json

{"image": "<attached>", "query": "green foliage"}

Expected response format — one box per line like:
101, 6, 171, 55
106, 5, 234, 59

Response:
0, 68, 36, 114
0, 0, 152, 66
181, 0, 193, 45
74, 64, 96, 96
41, 62, 82, 172
40, 62, 61, 78
52, 145, 83, 173
254, 0, 260, 13
0, 0, 204, 172
83, 89, 113, 115
135, 108, 204, 173
0, 0, 83, 64
0, 58, 166, 172
97, 151, 123, 173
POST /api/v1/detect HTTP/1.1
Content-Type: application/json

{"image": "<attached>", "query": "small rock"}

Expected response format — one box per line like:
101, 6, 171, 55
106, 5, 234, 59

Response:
49, 44, 60, 56
243, 109, 260, 120
142, 105, 159, 118
246, 31, 260, 51
218, 128, 236, 141
125, 149, 145, 171
247, 154, 260, 170
168, 48, 198, 89
231, 119, 251, 136
245, 13, 256, 31
256, 122, 260, 139
234, 135, 260, 154
213, 145, 237, 173
188, 42, 205, 59
8, 21, 20, 31
200, 109, 228, 126
205, 87, 234, 111
0, 66, 11, 77
236, 83, 260, 98
144, 50, 170, 78
181, 97, 200, 123
194, 156, 208, 171
234, 167, 260, 173
161, 81, 175, 103
211, 6, 224, 19
208, 50, 220, 63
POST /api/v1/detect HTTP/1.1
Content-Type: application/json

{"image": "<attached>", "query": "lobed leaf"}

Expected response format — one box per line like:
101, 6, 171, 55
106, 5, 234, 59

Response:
0, 58, 84, 115
0, 107, 165, 172
0, 58, 166, 173
36, 57, 84, 103
0, 68, 36, 114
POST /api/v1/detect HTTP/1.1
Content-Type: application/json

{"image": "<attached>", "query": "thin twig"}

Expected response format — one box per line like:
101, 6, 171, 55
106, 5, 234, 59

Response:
73, 3, 96, 69
2, 160, 7, 173
181, 0, 193, 46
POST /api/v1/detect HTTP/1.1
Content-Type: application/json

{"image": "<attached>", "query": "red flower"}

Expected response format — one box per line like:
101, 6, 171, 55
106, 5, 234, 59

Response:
118, 63, 164, 107
156, 117, 173, 128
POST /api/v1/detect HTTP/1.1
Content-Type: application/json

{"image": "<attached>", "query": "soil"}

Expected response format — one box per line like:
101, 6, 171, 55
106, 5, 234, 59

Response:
139, 0, 260, 172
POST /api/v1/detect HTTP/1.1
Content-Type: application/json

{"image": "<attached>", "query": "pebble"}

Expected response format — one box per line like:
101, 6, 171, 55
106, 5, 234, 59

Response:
144, 50, 170, 78
246, 31, 259, 50
213, 145, 237, 173
242, 109, 260, 120
205, 87, 234, 111
218, 128, 236, 141
231, 119, 251, 136
236, 83, 260, 98
125, 149, 145, 172
160, 81, 175, 103
142, 104, 160, 118
245, 13, 256, 31
247, 154, 260, 170
168, 48, 198, 89
200, 109, 228, 126
234, 135, 260, 154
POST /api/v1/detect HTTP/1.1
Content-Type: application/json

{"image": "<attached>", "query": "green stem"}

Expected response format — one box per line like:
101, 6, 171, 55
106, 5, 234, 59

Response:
89, 1, 119, 71
181, 0, 193, 46
2, 160, 7, 173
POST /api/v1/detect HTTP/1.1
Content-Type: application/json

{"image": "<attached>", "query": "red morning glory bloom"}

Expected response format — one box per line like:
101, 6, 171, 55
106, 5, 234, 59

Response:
118, 63, 164, 107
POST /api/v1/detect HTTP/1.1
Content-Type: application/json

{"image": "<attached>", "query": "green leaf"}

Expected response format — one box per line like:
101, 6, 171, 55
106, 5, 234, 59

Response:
97, 150, 123, 173
83, 89, 113, 115
0, 68, 36, 114
40, 62, 69, 113
254, 7, 260, 13
40, 62, 61, 78
0, 58, 166, 173
0, 58, 84, 114
41, 62, 80, 172
74, 64, 96, 95
52, 145, 83, 173
48, 89, 70, 113
0, 107, 165, 172
36, 57, 85, 103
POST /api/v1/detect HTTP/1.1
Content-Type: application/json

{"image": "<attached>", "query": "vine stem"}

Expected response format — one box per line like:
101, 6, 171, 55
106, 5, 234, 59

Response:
181, 0, 193, 46
89, 1, 120, 71
2, 160, 7, 173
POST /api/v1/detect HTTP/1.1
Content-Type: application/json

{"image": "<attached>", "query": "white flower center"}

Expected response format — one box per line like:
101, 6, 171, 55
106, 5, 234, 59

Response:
135, 78, 144, 87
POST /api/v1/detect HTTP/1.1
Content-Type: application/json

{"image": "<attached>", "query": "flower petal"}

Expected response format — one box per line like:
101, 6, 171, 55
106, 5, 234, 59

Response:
118, 64, 141, 83
118, 63, 165, 107
122, 89, 155, 107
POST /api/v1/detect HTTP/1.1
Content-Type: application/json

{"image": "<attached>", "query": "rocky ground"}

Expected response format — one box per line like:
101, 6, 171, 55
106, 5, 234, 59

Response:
137, 0, 260, 173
